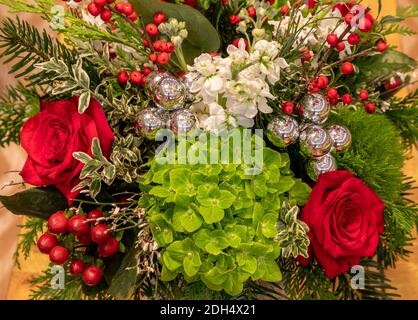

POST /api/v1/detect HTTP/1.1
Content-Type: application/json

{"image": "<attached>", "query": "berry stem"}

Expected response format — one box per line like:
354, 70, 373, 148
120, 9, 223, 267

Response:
322, 48, 373, 71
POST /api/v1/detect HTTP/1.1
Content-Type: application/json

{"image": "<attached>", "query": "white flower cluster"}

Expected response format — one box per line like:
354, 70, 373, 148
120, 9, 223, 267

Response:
188, 40, 288, 132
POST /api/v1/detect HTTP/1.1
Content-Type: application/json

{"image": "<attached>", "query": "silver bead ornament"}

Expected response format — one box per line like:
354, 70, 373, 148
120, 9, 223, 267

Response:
327, 124, 352, 153
300, 125, 333, 158
168, 109, 197, 135
182, 72, 200, 104
301, 93, 330, 125
136, 107, 168, 139
307, 153, 337, 181
145, 71, 169, 96
153, 76, 186, 111
267, 115, 300, 148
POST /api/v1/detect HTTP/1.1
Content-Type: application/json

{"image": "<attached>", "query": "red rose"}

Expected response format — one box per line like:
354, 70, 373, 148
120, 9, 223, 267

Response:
20, 97, 114, 203
299, 170, 384, 279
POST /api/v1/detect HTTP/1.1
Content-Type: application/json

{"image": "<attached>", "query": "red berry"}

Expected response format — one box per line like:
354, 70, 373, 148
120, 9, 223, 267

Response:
153, 12, 167, 25
281, 5, 289, 15
49, 246, 69, 265
143, 39, 149, 47
83, 266, 103, 286
68, 215, 89, 236
326, 34, 339, 46
342, 94, 353, 105
142, 67, 152, 76
282, 102, 294, 115
130, 70, 143, 85
115, 2, 125, 13
146, 23, 159, 36
87, 2, 101, 17
300, 49, 312, 62
183, 0, 197, 7
336, 42, 346, 52
359, 89, 369, 100
91, 224, 110, 244
128, 11, 138, 21
48, 211, 68, 234
100, 8, 112, 22
107, 0, 116, 3
77, 233, 92, 245
330, 97, 340, 105
159, 41, 168, 52
69, 260, 85, 275
344, 13, 354, 24
385, 76, 402, 91
122, 2, 134, 16
341, 62, 354, 75
149, 53, 157, 62
229, 15, 241, 25
365, 103, 376, 113
327, 88, 339, 100
316, 75, 329, 89
247, 6, 256, 18
157, 52, 170, 65
87, 209, 103, 223
347, 33, 360, 45
140, 76, 147, 87
376, 40, 387, 52
166, 42, 175, 53
94, 0, 107, 7
98, 237, 119, 257
37, 233, 58, 254
153, 39, 163, 51
117, 70, 129, 84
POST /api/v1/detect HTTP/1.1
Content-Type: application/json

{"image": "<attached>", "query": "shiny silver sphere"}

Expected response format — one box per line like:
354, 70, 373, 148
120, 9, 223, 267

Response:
328, 125, 352, 153
136, 108, 168, 139
301, 93, 330, 125
153, 76, 186, 110
182, 72, 200, 103
168, 109, 197, 135
267, 115, 300, 147
145, 71, 169, 96
307, 153, 337, 181
300, 125, 333, 157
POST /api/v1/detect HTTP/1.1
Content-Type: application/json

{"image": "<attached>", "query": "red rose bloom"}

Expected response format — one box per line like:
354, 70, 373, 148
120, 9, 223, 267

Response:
299, 170, 384, 279
20, 97, 114, 203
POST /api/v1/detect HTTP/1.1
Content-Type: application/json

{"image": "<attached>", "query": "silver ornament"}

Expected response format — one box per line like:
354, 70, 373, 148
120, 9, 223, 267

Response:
153, 76, 186, 110
307, 153, 337, 181
136, 108, 168, 139
328, 125, 351, 153
145, 71, 169, 96
182, 72, 200, 104
300, 125, 332, 157
168, 109, 197, 135
267, 115, 300, 147
301, 93, 330, 125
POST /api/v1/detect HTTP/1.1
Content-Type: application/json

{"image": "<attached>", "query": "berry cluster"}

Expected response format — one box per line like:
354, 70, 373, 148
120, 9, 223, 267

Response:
87, 0, 137, 22
37, 209, 119, 287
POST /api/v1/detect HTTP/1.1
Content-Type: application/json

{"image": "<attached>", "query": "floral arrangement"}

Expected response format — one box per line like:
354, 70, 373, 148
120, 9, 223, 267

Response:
0, 0, 417, 300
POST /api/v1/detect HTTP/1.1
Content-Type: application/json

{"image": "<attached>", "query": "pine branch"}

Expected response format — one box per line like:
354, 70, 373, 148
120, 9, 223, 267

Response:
0, 17, 75, 86
13, 217, 45, 269
0, 82, 39, 147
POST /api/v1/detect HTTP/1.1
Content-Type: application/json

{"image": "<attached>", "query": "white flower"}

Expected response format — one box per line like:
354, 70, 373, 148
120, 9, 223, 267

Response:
204, 102, 227, 132
226, 39, 249, 66
81, 9, 106, 29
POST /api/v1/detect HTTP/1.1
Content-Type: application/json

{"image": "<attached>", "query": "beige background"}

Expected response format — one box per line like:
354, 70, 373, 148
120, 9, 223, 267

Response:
0, 0, 417, 299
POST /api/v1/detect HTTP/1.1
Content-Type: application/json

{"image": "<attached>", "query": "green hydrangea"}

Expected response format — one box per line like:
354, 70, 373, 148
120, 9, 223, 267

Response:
140, 131, 311, 296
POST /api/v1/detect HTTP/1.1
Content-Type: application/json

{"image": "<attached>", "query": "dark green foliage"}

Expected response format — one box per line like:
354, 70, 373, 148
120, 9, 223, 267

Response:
0, 17, 75, 85
0, 83, 39, 147
330, 109, 405, 202
14, 217, 44, 268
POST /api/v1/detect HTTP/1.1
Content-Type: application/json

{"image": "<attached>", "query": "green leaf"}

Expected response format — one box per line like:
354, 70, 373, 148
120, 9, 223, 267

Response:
149, 186, 171, 198
260, 213, 278, 238
91, 137, 105, 161
236, 252, 257, 274
275, 176, 296, 193
169, 168, 195, 195
163, 241, 186, 271
175, 206, 202, 232
132, 0, 220, 63
0, 186, 67, 219
252, 174, 267, 197
183, 251, 202, 277
289, 181, 311, 206
108, 245, 139, 299
78, 90, 91, 114
160, 265, 178, 281
73, 151, 92, 164
198, 206, 224, 224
